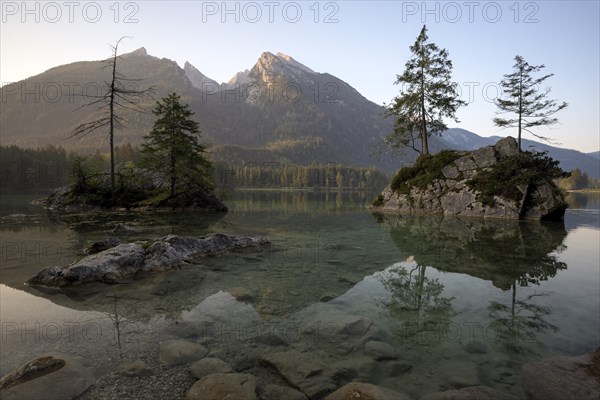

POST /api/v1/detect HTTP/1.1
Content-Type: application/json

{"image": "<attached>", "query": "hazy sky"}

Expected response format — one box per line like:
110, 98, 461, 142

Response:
1, 1, 599, 152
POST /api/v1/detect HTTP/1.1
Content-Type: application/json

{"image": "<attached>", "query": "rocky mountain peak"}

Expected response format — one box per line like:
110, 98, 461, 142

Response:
184, 61, 217, 89
227, 69, 251, 85
123, 47, 148, 57
252, 51, 315, 83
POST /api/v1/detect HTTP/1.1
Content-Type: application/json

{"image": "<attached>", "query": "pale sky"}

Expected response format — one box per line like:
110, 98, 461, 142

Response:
1, 1, 599, 152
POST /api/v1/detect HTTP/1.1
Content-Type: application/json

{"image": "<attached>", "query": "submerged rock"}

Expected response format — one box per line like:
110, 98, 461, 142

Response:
186, 373, 256, 400
190, 358, 233, 378
27, 233, 270, 287
262, 384, 308, 400
116, 360, 153, 377
159, 339, 208, 366
420, 386, 518, 400
522, 347, 600, 400
371, 137, 567, 220
0, 353, 94, 400
326, 382, 411, 400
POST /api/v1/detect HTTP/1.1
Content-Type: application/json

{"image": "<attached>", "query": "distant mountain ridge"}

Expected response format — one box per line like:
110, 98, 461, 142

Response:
0, 48, 597, 178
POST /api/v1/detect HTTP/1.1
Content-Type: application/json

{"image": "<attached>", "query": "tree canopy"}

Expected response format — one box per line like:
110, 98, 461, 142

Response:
494, 55, 568, 151
140, 93, 213, 197
384, 25, 466, 156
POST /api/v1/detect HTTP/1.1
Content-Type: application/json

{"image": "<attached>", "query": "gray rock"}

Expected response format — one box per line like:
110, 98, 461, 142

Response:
364, 340, 399, 361
28, 234, 270, 287
159, 339, 208, 366
495, 136, 519, 158
420, 386, 518, 400
259, 350, 336, 399
442, 164, 461, 180
440, 360, 479, 388
326, 382, 411, 400
186, 373, 256, 400
522, 349, 600, 400
0, 353, 94, 400
228, 287, 255, 302
116, 359, 153, 377
84, 237, 121, 255
471, 146, 498, 168
190, 358, 232, 378
262, 384, 308, 400
28, 243, 146, 286
370, 137, 566, 221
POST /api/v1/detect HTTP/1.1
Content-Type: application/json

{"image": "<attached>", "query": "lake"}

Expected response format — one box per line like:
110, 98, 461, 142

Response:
1, 191, 599, 399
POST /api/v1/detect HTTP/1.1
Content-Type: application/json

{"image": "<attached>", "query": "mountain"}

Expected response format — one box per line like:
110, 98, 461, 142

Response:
184, 61, 217, 89
588, 151, 600, 160
441, 129, 600, 179
1, 49, 595, 177
0, 49, 410, 171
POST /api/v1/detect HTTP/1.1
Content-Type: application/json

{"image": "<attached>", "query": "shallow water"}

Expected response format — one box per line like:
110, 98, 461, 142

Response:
1, 191, 598, 398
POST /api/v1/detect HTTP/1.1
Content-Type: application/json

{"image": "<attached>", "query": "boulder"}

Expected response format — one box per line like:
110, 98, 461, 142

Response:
28, 234, 270, 287
0, 353, 94, 400
522, 348, 600, 400
186, 373, 256, 400
326, 382, 411, 400
190, 358, 233, 378
364, 340, 399, 361
159, 339, 208, 366
262, 384, 308, 400
259, 350, 336, 399
420, 386, 518, 400
83, 237, 121, 255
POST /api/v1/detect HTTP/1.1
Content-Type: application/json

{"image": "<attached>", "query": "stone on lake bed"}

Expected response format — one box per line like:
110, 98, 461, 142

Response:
262, 384, 308, 400
325, 382, 412, 400
159, 339, 208, 366
0, 353, 94, 400
228, 287, 255, 301
186, 373, 256, 400
420, 386, 518, 400
190, 358, 232, 378
364, 340, 399, 361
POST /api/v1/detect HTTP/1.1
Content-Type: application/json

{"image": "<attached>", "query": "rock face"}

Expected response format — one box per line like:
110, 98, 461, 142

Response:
0, 353, 94, 400
522, 348, 600, 400
371, 137, 567, 220
27, 233, 270, 287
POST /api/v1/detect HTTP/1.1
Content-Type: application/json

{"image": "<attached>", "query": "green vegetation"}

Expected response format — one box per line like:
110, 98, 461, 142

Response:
467, 151, 568, 206
390, 150, 463, 194
558, 168, 600, 191
140, 93, 213, 196
372, 194, 385, 207
384, 25, 466, 155
493, 55, 568, 151
216, 163, 388, 191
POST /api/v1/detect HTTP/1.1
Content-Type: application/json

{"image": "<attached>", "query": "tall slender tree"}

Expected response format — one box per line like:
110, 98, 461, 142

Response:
140, 93, 213, 197
71, 37, 154, 193
494, 55, 567, 151
384, 25, 466, 156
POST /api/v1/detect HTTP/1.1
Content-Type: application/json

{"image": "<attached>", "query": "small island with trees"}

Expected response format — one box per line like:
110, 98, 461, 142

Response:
372, 25, 570, 220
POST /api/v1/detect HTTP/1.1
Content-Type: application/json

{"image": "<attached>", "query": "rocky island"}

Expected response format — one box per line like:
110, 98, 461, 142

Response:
371, 137, 568, 220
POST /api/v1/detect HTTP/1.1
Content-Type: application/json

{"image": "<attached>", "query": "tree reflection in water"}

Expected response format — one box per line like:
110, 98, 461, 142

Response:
375, 214, 568, 352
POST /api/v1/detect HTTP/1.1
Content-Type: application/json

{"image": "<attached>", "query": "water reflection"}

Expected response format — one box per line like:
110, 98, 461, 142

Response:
376, 214, 569, 353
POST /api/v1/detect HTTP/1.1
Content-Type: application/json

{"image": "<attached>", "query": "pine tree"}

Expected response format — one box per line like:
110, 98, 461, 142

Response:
494, 56, 568, 151
384, 25, 466, 155
140, 93, 213, 197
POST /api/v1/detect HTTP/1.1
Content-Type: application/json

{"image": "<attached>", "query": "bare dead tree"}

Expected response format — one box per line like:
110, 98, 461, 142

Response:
71, 37, 155, 194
